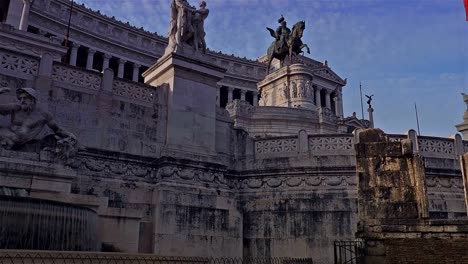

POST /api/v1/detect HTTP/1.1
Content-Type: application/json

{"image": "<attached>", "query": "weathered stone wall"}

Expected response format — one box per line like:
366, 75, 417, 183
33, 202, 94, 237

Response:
386, 238, 468, 263
241, 191, 356, 263
355, 129, 468, 264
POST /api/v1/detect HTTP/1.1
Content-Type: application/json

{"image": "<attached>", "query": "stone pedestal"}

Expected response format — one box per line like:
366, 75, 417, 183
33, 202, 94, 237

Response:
143, 52, 225, 158
257, 64, 316, 111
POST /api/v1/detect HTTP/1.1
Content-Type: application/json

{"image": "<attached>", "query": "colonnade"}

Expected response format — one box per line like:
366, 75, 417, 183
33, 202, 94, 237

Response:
313, 85, 343, 117
217, 86, 258, 107
70, 43, 145, 82
17, 0, 145, 82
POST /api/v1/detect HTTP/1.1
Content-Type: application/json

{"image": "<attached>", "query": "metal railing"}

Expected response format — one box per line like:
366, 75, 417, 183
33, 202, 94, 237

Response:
0, 252, 313, 264
334, 240, 364, 264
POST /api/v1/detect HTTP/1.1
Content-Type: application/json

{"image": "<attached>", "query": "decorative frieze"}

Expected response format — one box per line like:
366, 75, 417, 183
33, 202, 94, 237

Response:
238, 174, 356, 191
426, 176, 464, 190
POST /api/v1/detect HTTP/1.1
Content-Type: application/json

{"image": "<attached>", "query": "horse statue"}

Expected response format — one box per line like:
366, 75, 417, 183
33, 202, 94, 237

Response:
266, 20, 310, 74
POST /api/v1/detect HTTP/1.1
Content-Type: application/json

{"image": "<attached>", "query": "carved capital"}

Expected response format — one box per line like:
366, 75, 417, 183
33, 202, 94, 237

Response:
133, 63, 141, 69
118, 59, 127, 65
103, 53, 113, 59
87, 48, 96, 54
71, 42, 81, 49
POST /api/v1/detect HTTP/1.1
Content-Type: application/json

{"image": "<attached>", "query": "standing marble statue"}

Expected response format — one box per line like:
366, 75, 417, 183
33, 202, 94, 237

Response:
282, 83, 289, 102
0, 87, 75, 149
192, 1, 209, 53
290, 82, 297, 99
167, 0, 209, 53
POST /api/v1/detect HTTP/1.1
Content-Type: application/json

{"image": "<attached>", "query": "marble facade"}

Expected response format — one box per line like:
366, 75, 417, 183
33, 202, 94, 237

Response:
0, 1, 467, 264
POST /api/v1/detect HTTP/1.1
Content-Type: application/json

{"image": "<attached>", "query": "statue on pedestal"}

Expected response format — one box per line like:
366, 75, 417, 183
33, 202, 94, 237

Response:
167, 0, 209, 54
0, 87, 76, 152
266, 16, 310, 73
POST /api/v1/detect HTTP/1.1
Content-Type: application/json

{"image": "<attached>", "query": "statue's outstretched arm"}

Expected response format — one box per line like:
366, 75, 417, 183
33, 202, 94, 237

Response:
0, 104, 20, 115
0, 87, 20, 115
46, 114, 75, 139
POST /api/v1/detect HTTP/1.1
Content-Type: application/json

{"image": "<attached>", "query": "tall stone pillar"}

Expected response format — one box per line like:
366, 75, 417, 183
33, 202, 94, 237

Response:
5, 0, 23, 29
19, 0, 32, 31
338, 93, 344, 117
253, 92, 258, 106
102, 54, 112, 70
143, 52, 225, 157
69, 43, 80, 66
86, 48, 96, 70
118, 59, 126, 78
315, 87, 321, 107
325, 90, 331, 109
132, 63, 141, 82
227, 87, 233, 103
368, 107, 374, 128
240, 90, 246, 101
333, 94, 340, 115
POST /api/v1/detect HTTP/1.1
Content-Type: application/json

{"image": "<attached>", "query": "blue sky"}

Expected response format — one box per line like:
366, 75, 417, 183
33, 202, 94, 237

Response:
74, 0, 468, 137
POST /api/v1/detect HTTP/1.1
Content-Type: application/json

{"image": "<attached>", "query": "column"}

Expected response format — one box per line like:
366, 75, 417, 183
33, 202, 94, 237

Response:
103, 54, 112, 70
132, 63, 141, 82
253, 92, 258, 106
240, 89, 246, 101
69, 43, 80, 66
118, 59, 126, 78
338, 93, 344, 117
333, 94, 340, 115
19, 0, 32, 31
86, 48, 96, 70
315, 86, 321, 107
227, 87, 233, 103
325, 90, 331, 109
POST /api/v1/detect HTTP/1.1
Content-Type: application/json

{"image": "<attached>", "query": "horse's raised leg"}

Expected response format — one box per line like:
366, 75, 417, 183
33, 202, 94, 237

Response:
267, 56, 274, 74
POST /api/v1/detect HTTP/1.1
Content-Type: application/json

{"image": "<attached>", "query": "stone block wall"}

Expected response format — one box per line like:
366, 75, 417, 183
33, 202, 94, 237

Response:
355, 129, 468, 264
386, 238, 468, 263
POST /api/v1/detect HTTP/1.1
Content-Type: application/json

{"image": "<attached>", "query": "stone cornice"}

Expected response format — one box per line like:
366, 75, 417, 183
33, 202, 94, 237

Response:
29, 11, 158, 66
0, 24, 66, 61
46, 0, 167, 42
312, 67, 346, 86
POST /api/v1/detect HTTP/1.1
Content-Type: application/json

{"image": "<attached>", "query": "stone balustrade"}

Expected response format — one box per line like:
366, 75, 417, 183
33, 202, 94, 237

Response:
51, 62, 158, 106
113, 79, 156, 105
0, 49, 39, 80
52, 62, 102, 90
254, 131, 467, 164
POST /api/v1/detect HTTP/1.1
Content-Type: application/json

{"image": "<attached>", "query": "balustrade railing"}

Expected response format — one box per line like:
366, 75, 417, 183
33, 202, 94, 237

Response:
0, 252, 313, 264
52, 63, 101, 91
254, 132, 465, 162
0, 49, 39, 78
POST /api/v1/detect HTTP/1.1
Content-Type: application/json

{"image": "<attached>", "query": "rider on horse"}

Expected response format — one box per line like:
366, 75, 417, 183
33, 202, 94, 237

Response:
266, 16, 310, 74
275, 15, 290, 54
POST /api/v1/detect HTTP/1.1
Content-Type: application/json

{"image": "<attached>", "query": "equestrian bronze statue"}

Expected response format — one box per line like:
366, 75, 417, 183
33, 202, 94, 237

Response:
266, 16, 310, 74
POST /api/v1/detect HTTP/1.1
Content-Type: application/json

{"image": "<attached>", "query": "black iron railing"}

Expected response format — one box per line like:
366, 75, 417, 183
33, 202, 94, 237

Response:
334, 240, 364, 264
0, 252, 313, 264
